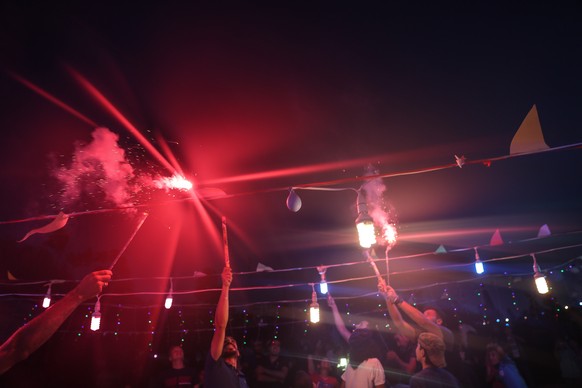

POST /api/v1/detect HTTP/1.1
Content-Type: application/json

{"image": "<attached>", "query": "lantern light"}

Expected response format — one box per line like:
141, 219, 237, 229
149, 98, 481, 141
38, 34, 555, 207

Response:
355, 189, 376, 248
532, 254, 549, 294
474, 247, 485, 274
309, 284, 320, 323
91, 298, 102, 331
317, 266, 328, 295
42, 283, 52, 308
165, 279, 173, 309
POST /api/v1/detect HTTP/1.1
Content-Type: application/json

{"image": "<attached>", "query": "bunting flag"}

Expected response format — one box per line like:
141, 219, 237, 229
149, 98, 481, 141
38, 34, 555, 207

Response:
490, 229, 504, 246
256, 262, 274, 272
435, 244, 447, 254
17, 212, 69, 243
537, 224, 551, 238
510, 105, 549, 155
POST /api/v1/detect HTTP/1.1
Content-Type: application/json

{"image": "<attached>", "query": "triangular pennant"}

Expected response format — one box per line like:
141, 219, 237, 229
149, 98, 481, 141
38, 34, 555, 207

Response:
490, 229, 504, 246
510, 105, 549, 155
7, 270, 18, 281
256, 262, 274, 272
434, 244, 447, 254
17, 212, 69, 243
537, 224, 551, 238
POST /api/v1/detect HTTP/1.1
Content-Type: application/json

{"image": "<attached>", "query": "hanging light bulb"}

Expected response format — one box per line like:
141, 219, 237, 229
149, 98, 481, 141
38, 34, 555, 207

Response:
317, 266, 328, 294
309, 285, 320, 323
474, 247, 485, 274
286, 188, 302, 212
165, 293, 173, 309
532, 254, 549, 294
42, 283, 52, 308
355, 189, 376, 248
91, 299, 102, 331
165, 279, 173, 309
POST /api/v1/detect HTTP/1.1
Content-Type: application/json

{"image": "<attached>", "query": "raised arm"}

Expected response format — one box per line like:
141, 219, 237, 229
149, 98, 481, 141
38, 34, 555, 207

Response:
327, 293, 352, 343
0, 269, 112, 375
379, 282, 417, 341
379, 283, 442, 340
209, 267, 232, 361
398, 302, 443, 339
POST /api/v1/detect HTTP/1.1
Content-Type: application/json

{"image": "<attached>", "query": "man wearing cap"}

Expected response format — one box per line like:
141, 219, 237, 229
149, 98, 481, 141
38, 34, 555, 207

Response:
204, 267, 249, 388
410, 333, 460, 388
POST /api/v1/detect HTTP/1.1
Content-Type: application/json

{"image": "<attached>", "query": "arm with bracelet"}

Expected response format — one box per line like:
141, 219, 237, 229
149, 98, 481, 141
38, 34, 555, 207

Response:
378, 282, 417, 341
379, 282, 443, 341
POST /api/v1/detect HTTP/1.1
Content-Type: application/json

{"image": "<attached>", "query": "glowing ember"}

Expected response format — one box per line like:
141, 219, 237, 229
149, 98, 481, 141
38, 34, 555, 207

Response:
383, 223, 398, 247
154, 174, 194, 191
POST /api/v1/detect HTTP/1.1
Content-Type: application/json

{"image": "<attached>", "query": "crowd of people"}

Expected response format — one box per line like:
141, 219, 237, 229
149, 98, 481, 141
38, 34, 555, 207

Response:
1, 266, 581, 387
148, 267, 581, 388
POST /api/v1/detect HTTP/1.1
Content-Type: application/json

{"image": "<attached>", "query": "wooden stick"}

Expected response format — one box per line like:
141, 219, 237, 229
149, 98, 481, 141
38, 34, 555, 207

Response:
222, 216, 230, 268
365, 250, 386, 287
109, 212, 148, 270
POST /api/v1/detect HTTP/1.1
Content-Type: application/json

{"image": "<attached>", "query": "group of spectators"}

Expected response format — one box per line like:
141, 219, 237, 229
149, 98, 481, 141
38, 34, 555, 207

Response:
2, 266, 580, 387
151, 268, 581, 388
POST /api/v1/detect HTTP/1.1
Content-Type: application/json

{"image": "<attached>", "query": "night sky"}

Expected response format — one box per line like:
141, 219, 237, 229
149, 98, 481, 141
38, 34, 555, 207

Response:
1, 2, 581, 386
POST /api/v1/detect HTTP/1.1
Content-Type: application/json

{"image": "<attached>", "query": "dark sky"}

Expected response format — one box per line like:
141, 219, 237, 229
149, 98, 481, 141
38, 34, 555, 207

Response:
1, 0, 581, 320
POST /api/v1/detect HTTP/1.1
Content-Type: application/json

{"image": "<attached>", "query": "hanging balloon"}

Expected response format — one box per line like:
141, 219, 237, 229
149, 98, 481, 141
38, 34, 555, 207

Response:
286, 189, 302, 212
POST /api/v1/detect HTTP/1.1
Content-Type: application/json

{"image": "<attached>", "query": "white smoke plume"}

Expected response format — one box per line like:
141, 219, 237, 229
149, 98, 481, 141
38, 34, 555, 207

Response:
53, 127, 140, 209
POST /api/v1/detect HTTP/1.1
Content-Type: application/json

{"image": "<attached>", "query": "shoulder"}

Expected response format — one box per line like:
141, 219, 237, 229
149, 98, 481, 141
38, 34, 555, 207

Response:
205, 353, 224, 369
365, 358, 384, 368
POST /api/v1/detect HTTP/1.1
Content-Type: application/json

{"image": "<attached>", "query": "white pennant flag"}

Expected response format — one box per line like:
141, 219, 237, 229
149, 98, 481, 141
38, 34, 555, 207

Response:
256, 262, 274, 272
18, 212, 69, 243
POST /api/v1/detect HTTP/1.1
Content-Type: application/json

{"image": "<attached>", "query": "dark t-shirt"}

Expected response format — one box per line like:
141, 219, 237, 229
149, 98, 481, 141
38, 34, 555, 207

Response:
410, 366, 460, 388
158, 366, 199, 387
204, 353, 248, 388
256, 356, 289, 388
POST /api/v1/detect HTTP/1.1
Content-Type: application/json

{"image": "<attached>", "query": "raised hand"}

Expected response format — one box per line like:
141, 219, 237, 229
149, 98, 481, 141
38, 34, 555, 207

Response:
75, 270, 113, 301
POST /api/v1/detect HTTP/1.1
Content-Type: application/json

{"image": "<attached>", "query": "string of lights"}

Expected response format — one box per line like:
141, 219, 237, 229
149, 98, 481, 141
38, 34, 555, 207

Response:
2, 255, 580, 307
2, 233, 581, 291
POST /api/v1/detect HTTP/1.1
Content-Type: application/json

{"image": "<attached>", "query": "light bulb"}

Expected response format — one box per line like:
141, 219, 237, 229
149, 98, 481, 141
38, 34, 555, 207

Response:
534, 273, 549, 294
475, 260, 484, 275
91, 299, 101, 331
356, 221, 376, 248
165, 294, 173, 309
355, 189, 376, 248
474, 248, 485, 274
310, 303, 320, 323
309, 288, 320, 323
42, 284, 52, 308
317, 266, 328, 294
90, 311, 101, 331
531, 254, 549, 294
